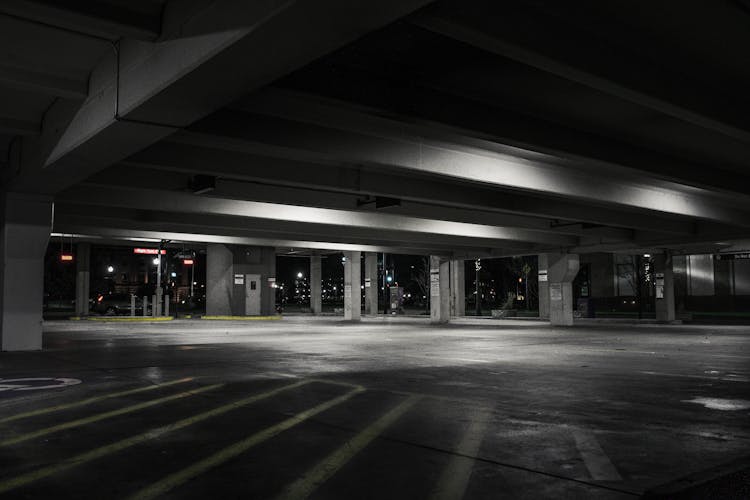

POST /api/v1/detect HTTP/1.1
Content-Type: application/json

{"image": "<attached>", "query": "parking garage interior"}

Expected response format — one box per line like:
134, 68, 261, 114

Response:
1, 1, 750, 498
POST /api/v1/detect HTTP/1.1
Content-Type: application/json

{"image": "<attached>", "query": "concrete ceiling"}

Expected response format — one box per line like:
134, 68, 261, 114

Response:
3, 0, 750, 257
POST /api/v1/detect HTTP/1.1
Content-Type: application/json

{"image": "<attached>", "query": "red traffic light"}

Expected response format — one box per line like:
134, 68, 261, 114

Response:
183, 259, 194, 265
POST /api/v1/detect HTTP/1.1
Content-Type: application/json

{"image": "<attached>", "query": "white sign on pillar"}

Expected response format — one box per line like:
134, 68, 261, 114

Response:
430, 269, 440, 295
550, 283, 563, 301
538, 270, 548, 282
655, 272, 665, 299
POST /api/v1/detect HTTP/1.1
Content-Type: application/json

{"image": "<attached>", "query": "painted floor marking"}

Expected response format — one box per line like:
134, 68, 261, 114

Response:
130, 386, 365, 500
572, 429, 622, 481
682, 397, 750, 411
0, 383, 222, 448
430, 407, 492, 500
278, 395, 420, 500
0, 377, 193, 425
0, 378, 82, 392
0, 380, 311, 495
639, 370, 749, 382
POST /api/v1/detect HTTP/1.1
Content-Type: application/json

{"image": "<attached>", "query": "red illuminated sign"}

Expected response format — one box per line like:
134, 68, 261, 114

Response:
134, 248, 166, 255
183, 259, 194, 265
60, 254, 74, 262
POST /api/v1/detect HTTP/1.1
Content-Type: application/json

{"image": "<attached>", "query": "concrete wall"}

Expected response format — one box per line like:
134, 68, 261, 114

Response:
207, 244, 275, 316
582, 253, 615, 298
735, 260, 750, 295
687, 254, 714, 296
583, 252, 750, 312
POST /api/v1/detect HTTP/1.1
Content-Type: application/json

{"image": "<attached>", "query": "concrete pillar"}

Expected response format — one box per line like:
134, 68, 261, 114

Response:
0, 193, 53, 351
538, 254, 550, 320
364, 252, 378, 315
75, 242, 91, 316
545, 253, 580, 326
343, 251, 361, 321
207, 244, 235, 315
430, 256, 450, 324
449, 259, 465, 317
654, 252, 676, 322
310, 254, 322, 315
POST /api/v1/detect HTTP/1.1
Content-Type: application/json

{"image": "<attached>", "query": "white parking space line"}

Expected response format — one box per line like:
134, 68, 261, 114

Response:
572, 429, 622, 482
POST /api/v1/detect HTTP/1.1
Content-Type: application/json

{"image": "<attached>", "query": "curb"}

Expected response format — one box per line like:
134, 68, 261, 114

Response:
199, 315, 282, 321
70, 316, 175, 322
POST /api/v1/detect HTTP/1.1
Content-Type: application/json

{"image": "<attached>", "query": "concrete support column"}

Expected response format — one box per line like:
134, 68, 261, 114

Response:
75, 242, 91, 317
654, 252, 676, 322
207, 243, 233, 316
343, 251, 361, 321
364, 252, 378, 315
0, 193, 53, 351
449, 259, 465, 317
310, 254, 322, 315
430, 256, 450, 324
545, 253, 580, 326
538, 254, 550, 320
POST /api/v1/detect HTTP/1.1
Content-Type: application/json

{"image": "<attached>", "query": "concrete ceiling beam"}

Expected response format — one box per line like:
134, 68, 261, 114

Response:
57, 184, 577, 247
12, 0, 434, 194
122, 141, 697, 235
0, 1, 161, 41
184, 108, 750, 227
412, 4, 750, 144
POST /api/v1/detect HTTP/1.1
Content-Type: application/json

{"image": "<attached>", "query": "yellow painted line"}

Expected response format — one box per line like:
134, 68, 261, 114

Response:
572, 429, 622, 481
0, 380, 311, 495
430, 407, 491, 500
84, 316, 174, 322
200, 315, 281, 321
0, 384, 221, 448
0, 378, 193, 425
278, 395, 420, 500
131, 387, 365, 500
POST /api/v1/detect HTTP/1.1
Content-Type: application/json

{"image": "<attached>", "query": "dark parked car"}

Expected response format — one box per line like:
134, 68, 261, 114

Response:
94, 293, 149, 315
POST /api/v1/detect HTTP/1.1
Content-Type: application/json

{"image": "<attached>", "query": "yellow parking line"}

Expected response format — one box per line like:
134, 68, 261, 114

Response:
201, 315, 281, 321
278, 395, 420, 500
0, 378, 194, 425
0, 384, 222, 448
0, 380, 311, 495
430, 407, 491, 500
131, 386, 365, 500
85, 316, 174, 322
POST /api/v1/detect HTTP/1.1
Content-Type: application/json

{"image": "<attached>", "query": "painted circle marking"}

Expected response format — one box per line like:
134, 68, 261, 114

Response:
0, 377, 82, 392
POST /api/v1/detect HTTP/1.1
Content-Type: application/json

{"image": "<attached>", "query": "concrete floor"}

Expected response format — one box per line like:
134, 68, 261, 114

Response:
0, 317, 748, 499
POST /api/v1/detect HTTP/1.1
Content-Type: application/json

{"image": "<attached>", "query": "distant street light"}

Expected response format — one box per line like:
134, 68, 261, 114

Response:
106, 265, 114, 273
153, 258, 160, 266
297, 272, 303, 279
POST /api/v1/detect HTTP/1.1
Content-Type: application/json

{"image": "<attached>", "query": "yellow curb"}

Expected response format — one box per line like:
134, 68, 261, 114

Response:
84, 316, 175, 322
200, 315, 282, 321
